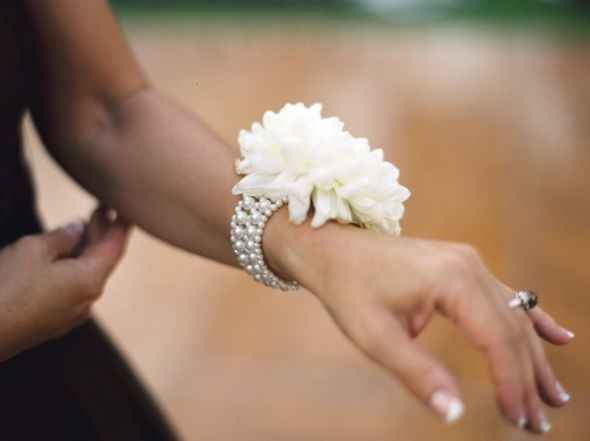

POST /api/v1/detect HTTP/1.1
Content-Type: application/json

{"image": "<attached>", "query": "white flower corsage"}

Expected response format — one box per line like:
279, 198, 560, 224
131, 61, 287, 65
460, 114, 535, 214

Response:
232, 103, 410, 235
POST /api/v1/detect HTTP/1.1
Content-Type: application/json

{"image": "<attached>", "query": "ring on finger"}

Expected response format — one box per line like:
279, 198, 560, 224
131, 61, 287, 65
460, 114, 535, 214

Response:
508, 290, 538, 312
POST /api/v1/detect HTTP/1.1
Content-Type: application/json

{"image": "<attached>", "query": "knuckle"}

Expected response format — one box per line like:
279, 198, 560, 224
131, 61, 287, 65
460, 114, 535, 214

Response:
454, 243, 482, 266
440, 251, 469, 276
437, 245, 485, 293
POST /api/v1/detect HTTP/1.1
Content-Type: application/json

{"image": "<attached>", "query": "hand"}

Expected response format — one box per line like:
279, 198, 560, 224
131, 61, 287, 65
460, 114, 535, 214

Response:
0, 207, 129, 361
265, 210, 574, 434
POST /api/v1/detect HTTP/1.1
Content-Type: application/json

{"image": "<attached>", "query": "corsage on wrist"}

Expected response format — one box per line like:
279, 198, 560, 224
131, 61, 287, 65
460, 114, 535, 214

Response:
230, 103, 410, 291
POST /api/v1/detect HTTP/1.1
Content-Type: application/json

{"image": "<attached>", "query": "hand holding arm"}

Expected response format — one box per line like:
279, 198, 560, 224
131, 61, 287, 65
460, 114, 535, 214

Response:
0, 208, 128, 361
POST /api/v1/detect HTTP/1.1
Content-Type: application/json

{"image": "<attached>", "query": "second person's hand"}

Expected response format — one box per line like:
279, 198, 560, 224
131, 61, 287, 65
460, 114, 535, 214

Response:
0, 206, 129, 361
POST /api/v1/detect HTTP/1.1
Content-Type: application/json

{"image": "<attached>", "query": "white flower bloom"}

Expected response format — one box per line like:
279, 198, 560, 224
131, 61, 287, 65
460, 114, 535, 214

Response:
232, 103, 410, 235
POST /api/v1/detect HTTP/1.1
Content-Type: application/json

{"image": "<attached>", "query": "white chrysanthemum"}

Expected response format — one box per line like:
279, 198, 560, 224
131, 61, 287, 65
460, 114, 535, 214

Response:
232, 103, 410, 235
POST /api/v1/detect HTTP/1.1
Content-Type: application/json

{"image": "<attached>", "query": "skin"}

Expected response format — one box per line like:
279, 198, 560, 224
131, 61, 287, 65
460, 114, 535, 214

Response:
0, 207, 129, 361
0, 0, 573, 434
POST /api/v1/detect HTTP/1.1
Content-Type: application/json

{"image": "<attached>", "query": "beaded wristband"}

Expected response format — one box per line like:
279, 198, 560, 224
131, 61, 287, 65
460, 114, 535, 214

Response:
230, 195, 300, 291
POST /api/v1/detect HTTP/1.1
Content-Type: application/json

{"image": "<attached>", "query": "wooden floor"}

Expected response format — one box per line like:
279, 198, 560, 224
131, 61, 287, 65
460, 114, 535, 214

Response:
25, 22, 590, 441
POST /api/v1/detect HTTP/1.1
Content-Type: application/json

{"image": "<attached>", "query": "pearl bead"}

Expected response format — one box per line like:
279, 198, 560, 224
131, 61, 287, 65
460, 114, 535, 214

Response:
259, 199, 270, 210
243, 196, 254, 208
231, 195, 299, 292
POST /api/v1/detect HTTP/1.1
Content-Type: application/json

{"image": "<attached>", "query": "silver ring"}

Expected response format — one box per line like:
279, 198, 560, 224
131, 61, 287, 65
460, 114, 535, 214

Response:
508, 290, 538, 311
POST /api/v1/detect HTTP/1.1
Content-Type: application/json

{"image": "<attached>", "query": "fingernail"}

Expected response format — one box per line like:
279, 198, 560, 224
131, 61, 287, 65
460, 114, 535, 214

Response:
539, 413, 552, 433
556, 381, 571, 403
517, 416, 527, 429
98, 206, 117, 221
564, 329, 575, 339
429, 390, 465, 424
62, 219, 85, 236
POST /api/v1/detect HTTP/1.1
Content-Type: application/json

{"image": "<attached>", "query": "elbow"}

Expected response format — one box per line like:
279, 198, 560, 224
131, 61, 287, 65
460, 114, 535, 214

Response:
37, 81, 153, 157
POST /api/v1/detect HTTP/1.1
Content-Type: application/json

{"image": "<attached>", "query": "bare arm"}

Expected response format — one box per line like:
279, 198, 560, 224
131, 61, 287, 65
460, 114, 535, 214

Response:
24, 0, 239, 266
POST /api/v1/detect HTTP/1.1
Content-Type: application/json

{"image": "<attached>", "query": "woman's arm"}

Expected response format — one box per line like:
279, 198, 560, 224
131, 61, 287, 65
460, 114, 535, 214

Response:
22, 1, 573, 433
24, 0, 239, 266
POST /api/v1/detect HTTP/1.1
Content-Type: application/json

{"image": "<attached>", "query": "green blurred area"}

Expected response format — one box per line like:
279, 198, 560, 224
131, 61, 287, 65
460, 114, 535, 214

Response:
110, 0, 352, 15
111, 0, 590, 35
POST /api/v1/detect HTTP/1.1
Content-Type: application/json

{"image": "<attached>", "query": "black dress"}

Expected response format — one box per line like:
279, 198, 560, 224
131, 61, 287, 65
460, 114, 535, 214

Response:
0, 4, 178, 441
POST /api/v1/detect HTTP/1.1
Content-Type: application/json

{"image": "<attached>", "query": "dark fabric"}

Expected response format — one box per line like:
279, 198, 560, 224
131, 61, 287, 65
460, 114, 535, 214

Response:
0, 320, 179, 441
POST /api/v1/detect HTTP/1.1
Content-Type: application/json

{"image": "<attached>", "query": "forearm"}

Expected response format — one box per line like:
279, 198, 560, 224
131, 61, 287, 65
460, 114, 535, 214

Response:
51, 87, 241, 266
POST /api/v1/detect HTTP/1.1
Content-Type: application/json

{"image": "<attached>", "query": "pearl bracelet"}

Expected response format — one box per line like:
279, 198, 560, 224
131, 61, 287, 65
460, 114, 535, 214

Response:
230, 195, 300, 291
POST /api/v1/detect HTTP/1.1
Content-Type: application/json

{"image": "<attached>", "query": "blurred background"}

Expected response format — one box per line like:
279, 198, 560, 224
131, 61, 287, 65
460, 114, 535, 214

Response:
24, 1, 589, 440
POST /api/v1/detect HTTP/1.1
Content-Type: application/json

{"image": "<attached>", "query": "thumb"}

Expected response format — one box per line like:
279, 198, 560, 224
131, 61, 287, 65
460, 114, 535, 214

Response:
42, 219, 86, 261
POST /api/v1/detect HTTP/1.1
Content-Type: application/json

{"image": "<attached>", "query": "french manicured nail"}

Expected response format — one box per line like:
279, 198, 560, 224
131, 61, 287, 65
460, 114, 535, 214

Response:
564, 328, 575, 339
539, 413, 552, 433
556, 381, 571, 403
517, 416, 527, 429
429, 390, 464, 424
63, 219, 85, 235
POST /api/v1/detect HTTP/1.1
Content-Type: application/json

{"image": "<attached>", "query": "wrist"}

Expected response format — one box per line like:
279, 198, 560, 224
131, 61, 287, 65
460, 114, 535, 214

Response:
263, 205, 350, 293
262, 207, 303, 283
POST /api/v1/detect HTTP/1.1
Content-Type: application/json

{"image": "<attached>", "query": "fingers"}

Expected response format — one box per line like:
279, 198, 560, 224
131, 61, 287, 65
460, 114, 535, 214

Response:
528, 307, 575, 345
33, 219, 86, 260
435, 262, 529, 428
480, 319, 532, 429
442, 280, 545, 431
522, 318, 571, 408
79, 206, 130, 280
433, 244, 574, 433
352, 307, 464, 424
483, 295, 557, 434
55, 206, 130, 298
